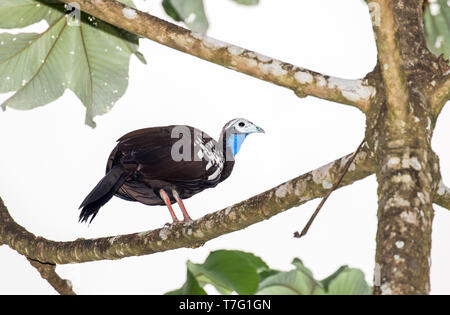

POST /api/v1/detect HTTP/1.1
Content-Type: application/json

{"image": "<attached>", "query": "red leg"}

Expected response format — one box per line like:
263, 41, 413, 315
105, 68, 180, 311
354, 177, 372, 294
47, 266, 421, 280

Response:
159, 189, 179, 223
172, 189, 193, 222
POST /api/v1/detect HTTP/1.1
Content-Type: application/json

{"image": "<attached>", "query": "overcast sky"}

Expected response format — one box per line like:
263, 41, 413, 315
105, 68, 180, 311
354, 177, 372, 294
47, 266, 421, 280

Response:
0, 0, 449, 294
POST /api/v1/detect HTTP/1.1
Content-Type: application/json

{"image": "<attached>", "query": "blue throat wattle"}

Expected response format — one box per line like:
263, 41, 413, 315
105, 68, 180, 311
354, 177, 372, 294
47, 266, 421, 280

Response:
227, 133, 248, 156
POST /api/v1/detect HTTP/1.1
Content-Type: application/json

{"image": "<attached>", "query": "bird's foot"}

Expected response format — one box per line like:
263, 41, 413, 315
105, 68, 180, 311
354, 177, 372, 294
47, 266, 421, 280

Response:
182, 217, 194, 224
164, 218, 192, 227
164, 219, 180, 227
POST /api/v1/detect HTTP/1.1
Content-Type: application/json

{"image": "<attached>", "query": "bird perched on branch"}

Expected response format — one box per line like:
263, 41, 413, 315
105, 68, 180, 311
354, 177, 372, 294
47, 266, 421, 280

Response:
79, 118, 264, 224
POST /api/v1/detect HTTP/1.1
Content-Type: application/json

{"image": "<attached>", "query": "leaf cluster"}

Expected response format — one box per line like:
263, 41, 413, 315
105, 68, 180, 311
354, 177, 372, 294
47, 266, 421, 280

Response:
166, 250, 371, 295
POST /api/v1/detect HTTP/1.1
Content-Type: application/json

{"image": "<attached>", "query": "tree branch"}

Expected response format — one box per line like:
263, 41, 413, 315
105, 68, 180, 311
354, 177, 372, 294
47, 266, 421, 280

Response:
370, 0, 410, 120
27, 258, 76, 295
369, 0, 437, 295
0, 145, 375, 265
55, 0, 375, 112
431, 72, 450, 117
434, 180, 450, 211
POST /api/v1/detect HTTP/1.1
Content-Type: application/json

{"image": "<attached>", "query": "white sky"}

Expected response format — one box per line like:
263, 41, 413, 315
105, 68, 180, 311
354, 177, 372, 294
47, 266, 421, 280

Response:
0, 0, 449, 295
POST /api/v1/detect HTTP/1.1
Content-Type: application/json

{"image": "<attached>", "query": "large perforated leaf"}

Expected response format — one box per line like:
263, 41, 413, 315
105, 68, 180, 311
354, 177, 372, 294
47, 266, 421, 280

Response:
0, 0, 145, 127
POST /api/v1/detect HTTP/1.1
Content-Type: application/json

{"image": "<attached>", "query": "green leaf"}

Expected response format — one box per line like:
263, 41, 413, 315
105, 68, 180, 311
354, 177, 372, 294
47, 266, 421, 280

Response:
291, 258, 314, 279
325, 268, 371, 295
424, 0, 450, 60
0, 0, 145, 127
256, 269, 323, 295
189, 250, 268, 295
162, 0, 183, 22
0, 0, 63, 28
256, 259, 322, 295
165, 269, 207, 295
162, 0, 209, 34
320, 265, 348, 291
258, 269, 281, 283
230, 0, 259, 5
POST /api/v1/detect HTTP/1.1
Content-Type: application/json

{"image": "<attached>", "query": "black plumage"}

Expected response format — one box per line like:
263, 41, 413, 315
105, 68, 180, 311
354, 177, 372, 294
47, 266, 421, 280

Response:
79, 118, 264, 224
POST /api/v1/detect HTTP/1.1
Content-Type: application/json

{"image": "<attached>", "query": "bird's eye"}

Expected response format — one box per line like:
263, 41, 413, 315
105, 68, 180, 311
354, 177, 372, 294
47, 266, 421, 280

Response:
238, 122, 245, 127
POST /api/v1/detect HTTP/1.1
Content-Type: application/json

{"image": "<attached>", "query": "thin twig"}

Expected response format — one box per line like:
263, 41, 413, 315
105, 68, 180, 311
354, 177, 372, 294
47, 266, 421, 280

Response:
294, 139, 366, 238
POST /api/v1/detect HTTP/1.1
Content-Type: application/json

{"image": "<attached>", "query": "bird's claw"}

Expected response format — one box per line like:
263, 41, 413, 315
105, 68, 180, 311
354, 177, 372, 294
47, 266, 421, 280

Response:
164, 220, 179, 227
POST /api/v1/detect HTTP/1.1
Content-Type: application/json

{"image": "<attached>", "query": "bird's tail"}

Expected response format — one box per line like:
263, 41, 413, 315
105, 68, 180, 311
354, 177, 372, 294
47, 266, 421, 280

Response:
79, 165, 129, 223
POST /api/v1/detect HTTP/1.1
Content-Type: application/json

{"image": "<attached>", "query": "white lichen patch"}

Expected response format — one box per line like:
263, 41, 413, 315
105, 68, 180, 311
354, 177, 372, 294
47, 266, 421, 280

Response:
122, 7, 137, 19
353, 150, 368, 166
109, 235, 120, 245
138, 231, 150, 237
327, 78, 376, 102
392, 174, 413, 186
225, 206, 232, 215
312, 162, 334, 186
258, 60, 287, 76
348, 162, 356, 172
227, 45, 245, 56
386, 197, 410, 208
322, 180, 333, 189
254, 53, 271, 62
394, 254, 400, 261
437, 180, 449, 196
159, 228, 169, 240
348, 161, 356, 172
340, 155, 351, 168
400, 211, 418, 225
387, 157, 401, 168
395, 241, 405, 249
204, 37, 228, 49
294, 71, 313, 84
401, 156, 420, 170
275, 183, 290, 198
316, 75, 327, 87
417, 192, 429, 204
191, 32, 227, 49
187, 228, 193, 236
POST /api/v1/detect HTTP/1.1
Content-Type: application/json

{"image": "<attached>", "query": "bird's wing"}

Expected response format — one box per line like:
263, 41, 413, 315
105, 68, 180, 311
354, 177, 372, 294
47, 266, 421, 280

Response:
111, 126, 224, 185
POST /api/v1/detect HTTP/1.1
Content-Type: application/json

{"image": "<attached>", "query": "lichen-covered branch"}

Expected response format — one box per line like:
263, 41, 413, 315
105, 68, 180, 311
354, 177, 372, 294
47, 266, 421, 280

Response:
27, 258, 76, 295
55, 0, 375, 112
0, 146, 375, 265
370, 0, 410, 120
368, 0, 438, 295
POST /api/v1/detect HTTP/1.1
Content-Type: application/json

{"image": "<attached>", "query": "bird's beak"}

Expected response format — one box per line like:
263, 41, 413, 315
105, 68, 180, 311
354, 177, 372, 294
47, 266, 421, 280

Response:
256, 126, 265, 134
253, 125, 266, 133
247, 124, 265, 134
